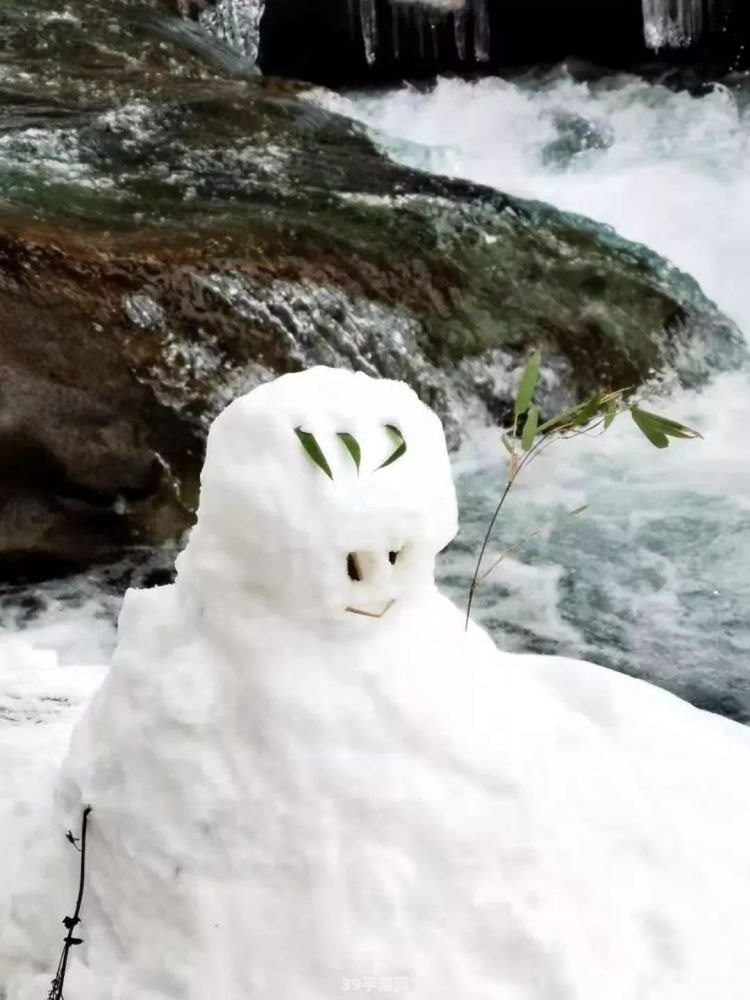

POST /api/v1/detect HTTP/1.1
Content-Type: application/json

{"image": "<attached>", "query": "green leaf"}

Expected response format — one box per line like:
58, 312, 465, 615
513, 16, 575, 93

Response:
603, 399, 618, 430
537, 394, 603, 434
514, 351, 542, 420
538, 403, 582, 434
630, 408, 702, 440
501, 434, 515, 455
377, 424, 407, 471
571, 392, 605, 428
337, 432, 362, 473
295, 427, 334, 479
521, 404, 539, 452
630, 408, 669, 449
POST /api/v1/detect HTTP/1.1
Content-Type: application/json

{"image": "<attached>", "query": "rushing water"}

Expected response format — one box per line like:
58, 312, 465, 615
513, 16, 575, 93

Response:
3, 67, 750, 720
321, 69, 750, 720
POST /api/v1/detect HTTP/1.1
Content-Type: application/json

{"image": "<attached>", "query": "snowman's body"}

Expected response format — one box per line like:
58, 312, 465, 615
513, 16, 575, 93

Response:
3, 368, 750, 1000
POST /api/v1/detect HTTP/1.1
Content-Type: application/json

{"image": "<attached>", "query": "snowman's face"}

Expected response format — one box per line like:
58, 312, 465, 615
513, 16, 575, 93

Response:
177, 368, 458, 627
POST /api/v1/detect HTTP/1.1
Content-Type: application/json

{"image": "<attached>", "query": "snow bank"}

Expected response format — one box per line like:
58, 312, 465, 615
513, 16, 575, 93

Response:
2, 368, 750, 1000
0, 637, 104, 834
0, 636, 104, 931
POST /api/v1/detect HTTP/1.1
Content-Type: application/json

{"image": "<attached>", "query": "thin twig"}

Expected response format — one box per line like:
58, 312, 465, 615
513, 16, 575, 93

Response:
464, 474, 515, 630
477, 504, 587, 584
464, 425, 574, 629
48, 806, 92, 1000
464, 435, 547, 629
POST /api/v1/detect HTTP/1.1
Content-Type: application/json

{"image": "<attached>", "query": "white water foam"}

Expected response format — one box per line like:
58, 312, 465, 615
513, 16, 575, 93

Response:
314, 70, 750, 717
320, 73, 750, 327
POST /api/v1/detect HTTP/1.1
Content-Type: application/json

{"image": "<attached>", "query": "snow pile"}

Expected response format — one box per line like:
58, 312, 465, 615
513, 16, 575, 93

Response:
0, 636, 104, 880
2, 368, 750, 999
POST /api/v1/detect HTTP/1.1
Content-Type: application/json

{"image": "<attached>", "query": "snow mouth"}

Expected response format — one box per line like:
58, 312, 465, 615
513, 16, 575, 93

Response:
345, 600, 396, 619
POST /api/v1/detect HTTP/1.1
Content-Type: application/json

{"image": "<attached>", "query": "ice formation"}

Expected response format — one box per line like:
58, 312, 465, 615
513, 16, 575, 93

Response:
198, 0, 266, 62
360, 0, 491, 66
2, 367, 750, 999
642, 0, 707, 49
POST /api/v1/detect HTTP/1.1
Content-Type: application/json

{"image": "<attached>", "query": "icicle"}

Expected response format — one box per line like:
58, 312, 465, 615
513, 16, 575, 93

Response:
642, 0, 706, 50
413, 5, 427, 60
471, 0, 490, 62
428, 11, 440, 58
453, 4, 468, 61
391, 2, 401, 60
388, 0, 468, 62
198, 0, 266, 63
360, 0, 378, 65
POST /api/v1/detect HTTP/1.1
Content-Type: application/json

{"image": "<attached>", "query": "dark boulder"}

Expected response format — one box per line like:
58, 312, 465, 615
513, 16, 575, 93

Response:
0, 227, 197, 581
541, 110, 615, 167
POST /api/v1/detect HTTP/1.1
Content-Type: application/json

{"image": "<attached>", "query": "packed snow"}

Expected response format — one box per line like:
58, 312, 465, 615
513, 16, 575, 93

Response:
0, 638, 104, 887
1, 368, 750, 999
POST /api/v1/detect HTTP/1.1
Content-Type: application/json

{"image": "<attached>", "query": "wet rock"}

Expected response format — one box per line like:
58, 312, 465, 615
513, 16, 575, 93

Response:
0, 228, 198, 581
541, 110, 614, 167
174, 0, 213, 15
1, 86, 743, 434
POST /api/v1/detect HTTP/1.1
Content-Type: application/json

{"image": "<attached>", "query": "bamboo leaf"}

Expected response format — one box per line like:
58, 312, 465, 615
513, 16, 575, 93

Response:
514, 350, 542, 420
603, 399, 618, 430
571, 392, 605, 428
377, 424, 407, 470
599, 387, 630, 405
630, 408, 702, 440
521, 404, 539, 452
538, 403, 582, 434
337, 432, 362, 473
538, 393, 604, 435
630, 408, 669, 449
295, 427, 334, 479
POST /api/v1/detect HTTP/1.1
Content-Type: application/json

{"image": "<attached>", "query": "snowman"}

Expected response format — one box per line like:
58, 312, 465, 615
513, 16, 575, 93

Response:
2, 366, 750, 1000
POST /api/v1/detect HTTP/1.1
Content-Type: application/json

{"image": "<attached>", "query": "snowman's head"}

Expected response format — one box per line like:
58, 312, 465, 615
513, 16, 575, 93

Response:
176, 368, 458, 627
